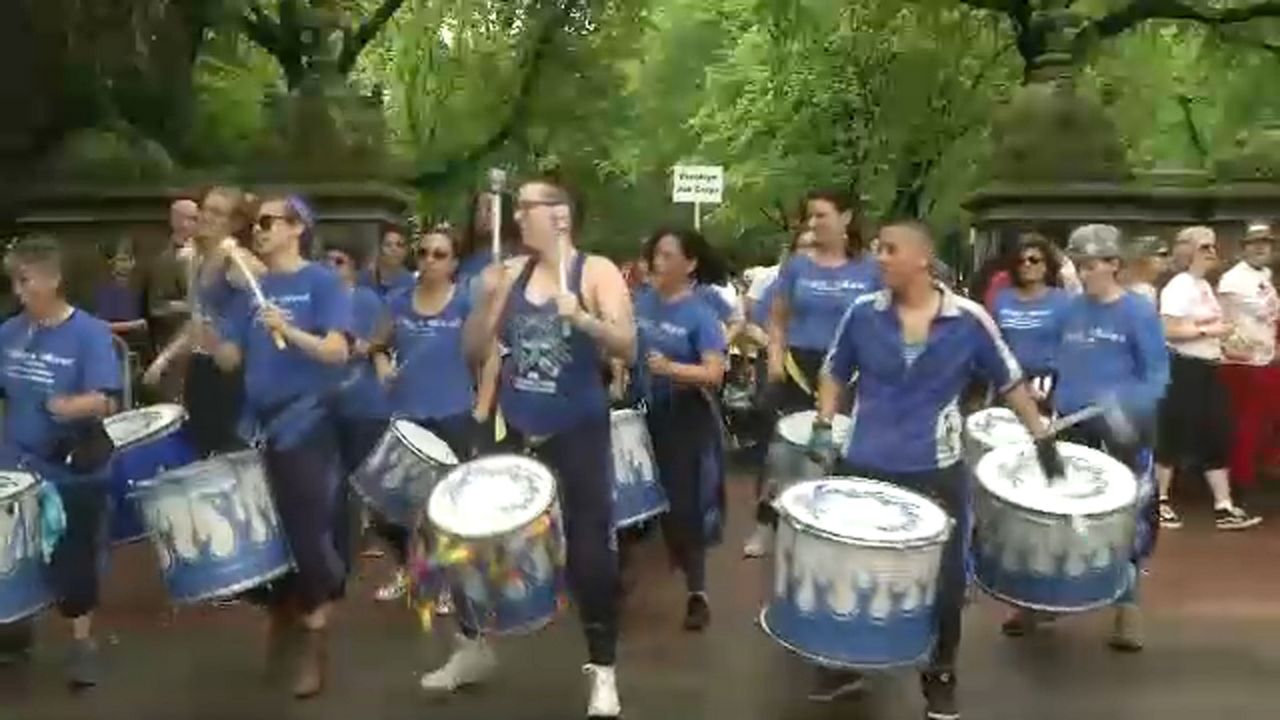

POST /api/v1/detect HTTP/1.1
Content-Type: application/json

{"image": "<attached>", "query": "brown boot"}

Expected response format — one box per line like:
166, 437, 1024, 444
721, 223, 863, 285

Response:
264, 602, 299, 685
292, 627, 328, 699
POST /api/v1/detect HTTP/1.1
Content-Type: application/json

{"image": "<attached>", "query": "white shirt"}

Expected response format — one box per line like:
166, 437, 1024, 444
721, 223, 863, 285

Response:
1059, 256, 1082, 294
1160, 272, 1223, 361
1217, 260, 1278, 366
1129, 282, 1157, 305
745, 265, 779, 301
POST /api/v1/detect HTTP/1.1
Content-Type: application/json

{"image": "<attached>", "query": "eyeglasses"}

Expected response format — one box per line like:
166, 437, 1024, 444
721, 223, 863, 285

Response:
516, 198, 568, 211
416, 248, 452, 261
326, 254, 349, 267
256, 214, 286, 231
1197, 244, 1217, 252
1019, 255, 1044, 266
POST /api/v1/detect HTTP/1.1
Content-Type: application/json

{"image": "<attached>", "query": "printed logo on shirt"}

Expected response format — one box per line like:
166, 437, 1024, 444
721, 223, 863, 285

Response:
3, 349, 75, 386
638, 317, 690, 341
998, 307, 1056, 330
1063, 326, 1127, 346
797, 278, 871, 297
510, 313, 571, 395
396, 315, 463, 336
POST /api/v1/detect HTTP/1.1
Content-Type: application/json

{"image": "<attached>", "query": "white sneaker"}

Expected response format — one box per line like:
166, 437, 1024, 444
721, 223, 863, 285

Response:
419, 634, 496, 692
584, 664, 621, 718
742, 523, 773, 558
374, 568, 409, 602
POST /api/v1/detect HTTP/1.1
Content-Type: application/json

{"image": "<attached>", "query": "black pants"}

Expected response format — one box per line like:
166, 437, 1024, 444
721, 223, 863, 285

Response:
46, 482, 109, 619
755, 348, 826, 526
184, 354, 245, 458
511, 414, 619, 666
647, 391, 718, 594
1156, 353, 1231, 469
334, 417, 388, 580
835, 461, 968, 672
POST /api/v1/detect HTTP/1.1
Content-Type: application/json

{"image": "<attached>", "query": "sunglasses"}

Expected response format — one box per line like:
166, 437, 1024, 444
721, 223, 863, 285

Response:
256, 214, 286, 231
1019, 255, 1044, 266
416, 247, 452, 261
326, 254, 350, 267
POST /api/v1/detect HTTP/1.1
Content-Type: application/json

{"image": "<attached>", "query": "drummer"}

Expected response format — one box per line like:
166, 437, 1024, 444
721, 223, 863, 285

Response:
0, 235, 122, 687
142, 186, 265, 458
367, 226, 497, 606
809, 220, 1060, 718
990, 233, 1071, 409
1001, 224, 1169, 651
212, 194, 352, 699
634, 227, 729, 632
322, 235, 390, 589
457, 172, 634, 718
744, 189, 880, 559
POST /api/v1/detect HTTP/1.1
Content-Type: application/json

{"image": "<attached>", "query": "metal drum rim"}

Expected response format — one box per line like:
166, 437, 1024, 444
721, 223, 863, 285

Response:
105, 403, 188, 451
0, 471, 42, 499
974, 443, 1137, 518
757, 606, 932, 670
165, 562, 294, 606
614, 501, 670, 530
776, 477, 953, 550
129, 449, 261, 496
974, 482, 1136, 521
428, 454, 557, 540
389, 417, 459, 466
776, 410, 853, 448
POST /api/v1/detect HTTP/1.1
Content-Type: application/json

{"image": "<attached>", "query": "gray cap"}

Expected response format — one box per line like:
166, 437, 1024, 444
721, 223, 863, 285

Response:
1067, 224, 1122, 259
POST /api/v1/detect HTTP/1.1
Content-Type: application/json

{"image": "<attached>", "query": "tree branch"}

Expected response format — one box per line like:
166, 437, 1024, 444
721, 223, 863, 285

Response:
407, 2, 567, 189
338, 0, 409, 74
1089, 0, 1280, 41
240, 0, 279, 54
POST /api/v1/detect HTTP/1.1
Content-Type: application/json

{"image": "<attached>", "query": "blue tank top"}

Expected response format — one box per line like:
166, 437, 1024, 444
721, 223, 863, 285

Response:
498, 254, 608, 436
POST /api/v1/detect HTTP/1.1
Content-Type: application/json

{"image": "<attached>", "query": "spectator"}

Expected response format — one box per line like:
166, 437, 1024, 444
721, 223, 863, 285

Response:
359, 221, 415, 298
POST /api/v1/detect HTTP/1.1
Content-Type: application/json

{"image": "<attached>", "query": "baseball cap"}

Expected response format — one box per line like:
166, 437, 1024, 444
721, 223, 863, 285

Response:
1067, 224, 1122, 259
1243, 222, 1276, 244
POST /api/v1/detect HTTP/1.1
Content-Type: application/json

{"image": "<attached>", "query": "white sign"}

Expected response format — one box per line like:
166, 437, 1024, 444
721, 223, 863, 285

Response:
672, 165, 724, 204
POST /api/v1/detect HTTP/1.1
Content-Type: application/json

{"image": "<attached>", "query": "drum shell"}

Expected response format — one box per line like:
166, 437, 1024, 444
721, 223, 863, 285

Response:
439, 499, 568, 636
132, 451, 294, 604
609, 409, 668, 529
972, 481, 1135, 613
0, 481, 51, 623
760, 507, 947, 669
350, 422, 455, 528
109, 428, 197, 545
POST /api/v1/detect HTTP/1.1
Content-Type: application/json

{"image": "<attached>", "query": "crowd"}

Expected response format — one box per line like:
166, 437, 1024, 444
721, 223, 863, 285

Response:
0, 177, 1275, 720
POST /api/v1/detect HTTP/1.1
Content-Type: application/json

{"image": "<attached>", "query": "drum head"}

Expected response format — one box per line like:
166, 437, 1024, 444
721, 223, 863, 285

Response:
0, 471, 38, 498
777, 410, 853, 448
777, 478, 949, 548
610, 408, 642, 424
964, 407, 1036, 448
976, 442, 1137, 516
105, 404, 186, 449
428, 455, 556, 539
392, 420, 459, 465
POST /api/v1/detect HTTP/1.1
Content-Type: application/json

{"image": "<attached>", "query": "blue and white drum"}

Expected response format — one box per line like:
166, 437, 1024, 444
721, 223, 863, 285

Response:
761, 478, 951, 668
610, 408, 667, 528
132, 450, 294, 604
351, 419, 458, 528
427, 455, 567, 636
963, 407, 1037, 469
973, 442, 1137, 613
0, 471, 50, 623
105, 404, 197, 545
766, 411, 853, 499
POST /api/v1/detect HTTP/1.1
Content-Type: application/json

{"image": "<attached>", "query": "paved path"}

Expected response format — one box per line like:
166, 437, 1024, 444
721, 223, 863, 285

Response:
4, 476, 1279, 720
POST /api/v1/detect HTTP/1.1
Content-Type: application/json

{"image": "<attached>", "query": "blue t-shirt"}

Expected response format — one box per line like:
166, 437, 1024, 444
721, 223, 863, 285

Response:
93, 282, 142, 322
823, 287, 1021, 473
694, 284, 736, 325
635, 290, 727, 401
775, 254, 881, 350
750, 280, 777, 327
223, 263, 353, 413
358, 266, 415, 298
386, 286, 475, 421
336, 285, 390, 420
0, 309, 122, 464
992, 287, 1071, 375
1052, 293, 1169, 419
456, 250, 491, 285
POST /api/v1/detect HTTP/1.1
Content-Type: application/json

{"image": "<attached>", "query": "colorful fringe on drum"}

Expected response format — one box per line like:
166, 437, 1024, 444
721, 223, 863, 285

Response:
407, 513, 567, 632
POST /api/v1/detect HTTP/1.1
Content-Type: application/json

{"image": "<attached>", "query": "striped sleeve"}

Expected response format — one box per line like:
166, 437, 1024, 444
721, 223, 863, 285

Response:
956, 296, 1024, 393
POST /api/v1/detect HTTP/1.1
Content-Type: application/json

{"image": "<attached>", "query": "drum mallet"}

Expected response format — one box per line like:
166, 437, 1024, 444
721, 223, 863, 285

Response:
226, 244, 286, 350
488, 168, 507, 262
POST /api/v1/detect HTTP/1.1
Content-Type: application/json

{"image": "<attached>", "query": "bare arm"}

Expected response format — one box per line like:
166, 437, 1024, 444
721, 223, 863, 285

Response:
651, 350, 725, 389
577, 257, 636, 362
213, 340, 242, 373
767, 292, 790, 377
463, 261, 520, 365
279, 326, 349, 365
815, 371, 843, 422
1161, 314, 1228, 341
1004, 382, 1051, 439
47, 392, 117, 421
473, 346, 501, 421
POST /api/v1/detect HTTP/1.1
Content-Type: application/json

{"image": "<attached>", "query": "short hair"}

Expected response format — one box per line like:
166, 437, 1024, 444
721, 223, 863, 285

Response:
324, 233, 371, 270
379, 220, 408, 239
6, 235, 64, 279
1175, 225, 1214, 247
878, 218, 936, 248
519, 168, 586, 230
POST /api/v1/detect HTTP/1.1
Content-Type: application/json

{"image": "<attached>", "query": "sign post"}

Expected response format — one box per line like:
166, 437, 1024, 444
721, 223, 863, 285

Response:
672, 165, 724, 232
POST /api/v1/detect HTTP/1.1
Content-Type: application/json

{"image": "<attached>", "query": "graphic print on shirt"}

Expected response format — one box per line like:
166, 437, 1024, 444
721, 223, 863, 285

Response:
934, 398, 963, 468
3, 347, 74, 389
509, 313, 571, 395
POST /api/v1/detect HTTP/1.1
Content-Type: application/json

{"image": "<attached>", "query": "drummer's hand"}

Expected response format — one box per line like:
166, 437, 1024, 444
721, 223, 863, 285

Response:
555, 292, 585, 325
1035, 437, 1065, 482
142, 359, 166, 387
645, 351, 672, 378
352, 339, 372, 358
806, 417, 835, 467
609, 368, 629, 401
766, 355, 785, 384
256, 303, 290, 335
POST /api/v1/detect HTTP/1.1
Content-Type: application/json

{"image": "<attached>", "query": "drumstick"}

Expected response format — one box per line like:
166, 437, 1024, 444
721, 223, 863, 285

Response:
488, 168, 506, 262
1045, 406, 1104, 436
226, 247, 286, 350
